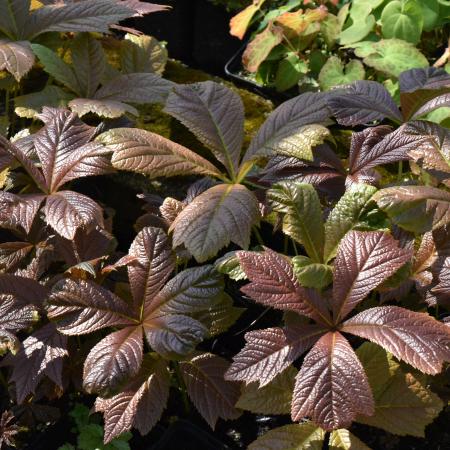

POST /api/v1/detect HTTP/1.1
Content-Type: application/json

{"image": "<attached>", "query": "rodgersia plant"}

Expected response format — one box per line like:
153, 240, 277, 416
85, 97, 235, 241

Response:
47, 226, 241, 443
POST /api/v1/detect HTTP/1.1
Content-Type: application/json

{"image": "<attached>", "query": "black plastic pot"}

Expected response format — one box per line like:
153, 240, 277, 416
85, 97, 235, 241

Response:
132, 0, 242, 76
224, 44, 290, 104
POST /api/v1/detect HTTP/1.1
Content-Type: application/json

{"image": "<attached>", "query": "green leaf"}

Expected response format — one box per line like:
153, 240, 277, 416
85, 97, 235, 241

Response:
214, 251, 247, 281
242, 22, 284, 73
381, 0, 423, 44
318, 56, 365, 91
356, 342, 444, 437
268, 182, 325, 263
292, 256, 333, 289
427, 107, 450, 126
71, 33, 106, 98
324, 184, 377, 263
339, 15, 375, 46
421, 0, 441, 31
359, 39, 428, 78
373, 186, 450, 233
248, 422, 325, 450
320, 14, 341, 49
14, 85, 74, 118
275, 53, 307, 92
31, 43, 80, 94
236, 366, 297, 414
329, 429, 371, 449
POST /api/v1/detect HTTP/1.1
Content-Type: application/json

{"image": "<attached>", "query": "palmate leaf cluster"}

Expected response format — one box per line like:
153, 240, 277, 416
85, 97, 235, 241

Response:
0, 32, 450, 449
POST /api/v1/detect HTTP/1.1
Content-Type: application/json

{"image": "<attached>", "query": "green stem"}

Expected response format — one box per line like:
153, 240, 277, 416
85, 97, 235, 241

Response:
283, 235, 288, 254
292, 240, 299, 256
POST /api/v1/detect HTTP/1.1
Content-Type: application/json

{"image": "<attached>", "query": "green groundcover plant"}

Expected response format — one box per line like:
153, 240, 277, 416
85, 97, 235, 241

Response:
229, 0, 450, 95
0, 5, 450, 447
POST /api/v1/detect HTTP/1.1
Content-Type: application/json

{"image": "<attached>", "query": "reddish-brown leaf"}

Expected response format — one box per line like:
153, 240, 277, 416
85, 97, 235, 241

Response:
43, 190, 104, 239
128, 226, 175, 312
332, 231, 412, 322
291, 331, 374, 430
238, 248, 331, 324
225, 324, 326, 387
83, 326, 143, 396
180, 353, 241, 428
48, 278, 136, 335
342, 306, 450, 375
5, 323, 68, 404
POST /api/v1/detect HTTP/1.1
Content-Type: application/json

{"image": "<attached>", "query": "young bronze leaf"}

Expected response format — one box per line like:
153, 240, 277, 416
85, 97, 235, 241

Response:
0, 242, 34, 271
144, 265, 223, 317
83, 326, 143, 396
238, 248, 331, 323
332, 231, 412, 322
327, 81, 402, 126
96, 355, 170, 444
374, 186, 450, 233
27, 0, 135, 36
0, 295, 36, 334
244, 92, 331, 162
342, 306, 450, 375
413, 94, 450, 119
225, 325, 326, 387
347, 125, 394, 173
127, 226, 175, 312
323, 184, 376, 262
399, 67, 450, 120
144, 314, 207, 357
268, 181, 325, 263
164, 81, 244, 176
43, 190, 104, 240
180, 353, 241, 429
0, 40, 35, 81
0, 274, 49, 306
6, 323, 68, 404
33, 109, 109, 192
0, 192, 45, 234
170, 184, 260, 263
248, 422, 325, 450
405, 121, 450, 183
48, 278, 135, 335
399, 67, 450, 93
0, 135, 47, 192
291, 331, 374, 430
99, 128, 221, 178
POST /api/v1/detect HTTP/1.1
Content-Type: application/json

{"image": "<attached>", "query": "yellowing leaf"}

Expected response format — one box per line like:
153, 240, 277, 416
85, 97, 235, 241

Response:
248, 422, 325, 450
242, 22, 284, 73
329, 429, 372, 450
274, 124, 330, 160
276, 6, 328, 39
236, 366, 297, 414
230, 0, 266, 40
356, 342, 444, 437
